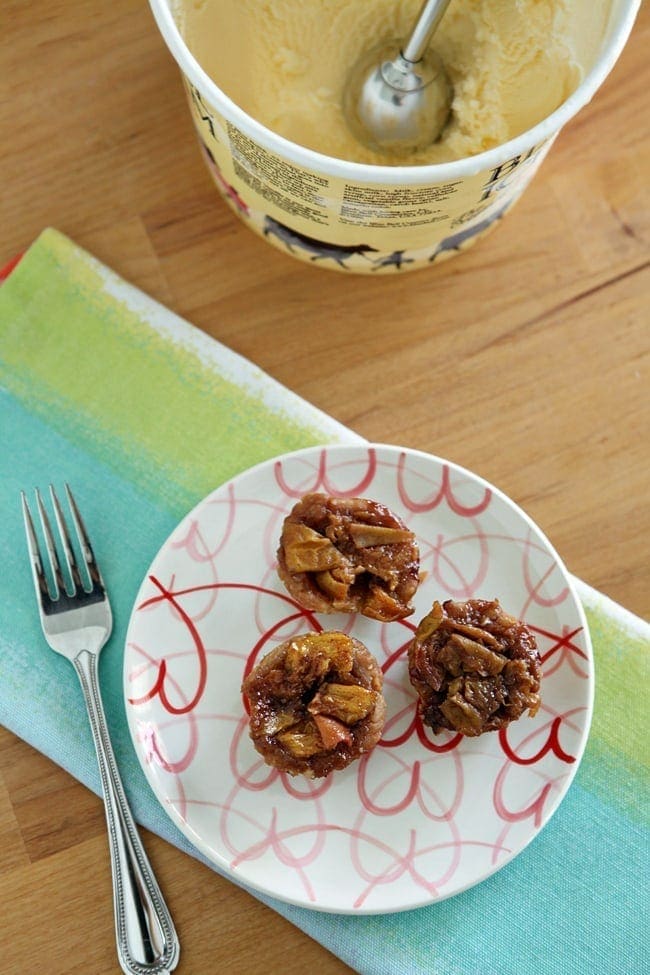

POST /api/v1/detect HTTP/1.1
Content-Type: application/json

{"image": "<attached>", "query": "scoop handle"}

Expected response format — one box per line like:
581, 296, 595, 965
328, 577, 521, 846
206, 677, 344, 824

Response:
402, 0, 452, 63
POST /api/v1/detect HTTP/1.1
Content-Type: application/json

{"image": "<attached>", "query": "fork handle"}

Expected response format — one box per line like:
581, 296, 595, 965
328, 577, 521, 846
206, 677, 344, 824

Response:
74, 649, 180, 975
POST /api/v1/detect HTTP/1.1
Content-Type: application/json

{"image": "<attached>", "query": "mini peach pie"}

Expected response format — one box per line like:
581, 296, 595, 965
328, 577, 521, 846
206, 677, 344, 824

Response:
408, 599, 541, 738
276, 493, 420, 622
242, 631, 386, 778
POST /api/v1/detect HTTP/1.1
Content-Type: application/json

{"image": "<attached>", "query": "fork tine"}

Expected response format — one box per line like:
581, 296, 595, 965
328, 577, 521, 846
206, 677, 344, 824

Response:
50, 485, 84, 594
21, 491, 52, 604
34, 488, 66, 599
65, 483, 105, 592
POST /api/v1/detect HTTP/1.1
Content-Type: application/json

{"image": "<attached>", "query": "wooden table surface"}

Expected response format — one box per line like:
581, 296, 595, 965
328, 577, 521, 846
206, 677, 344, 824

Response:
1, 2, 648, 973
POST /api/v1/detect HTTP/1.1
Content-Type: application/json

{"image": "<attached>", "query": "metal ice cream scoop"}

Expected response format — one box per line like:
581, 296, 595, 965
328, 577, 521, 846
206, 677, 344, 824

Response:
343, 0, 453, 155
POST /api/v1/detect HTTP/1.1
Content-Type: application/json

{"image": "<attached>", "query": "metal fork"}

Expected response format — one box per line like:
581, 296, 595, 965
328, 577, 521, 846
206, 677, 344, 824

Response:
21, 485, 180, 975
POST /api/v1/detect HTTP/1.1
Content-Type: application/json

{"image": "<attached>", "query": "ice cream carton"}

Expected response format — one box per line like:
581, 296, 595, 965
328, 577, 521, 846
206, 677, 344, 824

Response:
149, 0, 640, 274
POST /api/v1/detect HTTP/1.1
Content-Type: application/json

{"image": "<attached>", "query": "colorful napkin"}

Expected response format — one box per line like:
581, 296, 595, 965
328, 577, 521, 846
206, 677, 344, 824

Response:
0, 229, 647, 975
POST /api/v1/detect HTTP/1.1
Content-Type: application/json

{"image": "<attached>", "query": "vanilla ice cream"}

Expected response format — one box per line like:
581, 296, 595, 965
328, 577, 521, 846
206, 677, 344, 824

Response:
175, 0, 612, 166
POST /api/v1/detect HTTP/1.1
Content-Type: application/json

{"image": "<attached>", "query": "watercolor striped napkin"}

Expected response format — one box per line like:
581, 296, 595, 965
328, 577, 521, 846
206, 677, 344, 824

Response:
0, 229, 646, 975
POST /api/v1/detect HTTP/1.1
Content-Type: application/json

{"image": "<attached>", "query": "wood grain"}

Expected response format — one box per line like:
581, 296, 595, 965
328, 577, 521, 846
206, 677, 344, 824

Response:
0, 2, 648, 973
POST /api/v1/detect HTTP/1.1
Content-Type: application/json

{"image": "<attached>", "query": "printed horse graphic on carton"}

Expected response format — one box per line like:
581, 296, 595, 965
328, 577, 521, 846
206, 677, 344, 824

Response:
263, 216, 378, 268
429, 204, 510, 262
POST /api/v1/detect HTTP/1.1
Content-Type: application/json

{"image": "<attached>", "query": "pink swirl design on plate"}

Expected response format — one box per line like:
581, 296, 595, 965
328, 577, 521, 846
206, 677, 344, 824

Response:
520, 528, 570, 611
274, 447, 378, 497
129, 575, 208, 715
535, 623, 589, 679
499, 715, 576, 767
397, 452, 492, 516
174, 483, 237, 562
493, 709, 584, 828
424, 523, 491, 597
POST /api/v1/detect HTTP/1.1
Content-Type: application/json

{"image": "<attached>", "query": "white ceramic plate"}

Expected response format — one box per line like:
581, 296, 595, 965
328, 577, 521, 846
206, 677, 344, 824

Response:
124, 444, 593, 913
